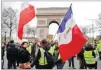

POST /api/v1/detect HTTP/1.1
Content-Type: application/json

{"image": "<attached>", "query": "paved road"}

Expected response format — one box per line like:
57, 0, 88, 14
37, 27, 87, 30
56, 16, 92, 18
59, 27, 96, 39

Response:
2, 52, 101, 69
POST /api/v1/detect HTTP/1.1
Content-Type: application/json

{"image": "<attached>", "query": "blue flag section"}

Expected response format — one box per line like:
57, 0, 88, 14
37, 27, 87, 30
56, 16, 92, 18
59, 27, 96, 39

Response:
57, 4, 73, 34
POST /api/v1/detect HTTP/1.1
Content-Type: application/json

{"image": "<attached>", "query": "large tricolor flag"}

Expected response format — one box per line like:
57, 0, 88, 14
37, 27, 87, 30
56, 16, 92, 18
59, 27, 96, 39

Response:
57, 4, 87, 62
18, 3, 35, 40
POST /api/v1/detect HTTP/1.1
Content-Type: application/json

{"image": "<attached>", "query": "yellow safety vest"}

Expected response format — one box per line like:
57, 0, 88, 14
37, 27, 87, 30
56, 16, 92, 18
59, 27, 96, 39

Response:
48, 45, 56, 56
84, 51, 96, 64
97, 43, 101, 52
26, 45, 32, 54
39, 48, 48, 65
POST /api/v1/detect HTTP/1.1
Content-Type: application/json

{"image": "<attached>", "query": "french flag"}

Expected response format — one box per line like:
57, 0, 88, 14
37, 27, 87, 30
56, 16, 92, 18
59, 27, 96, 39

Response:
57, 4, 87, 62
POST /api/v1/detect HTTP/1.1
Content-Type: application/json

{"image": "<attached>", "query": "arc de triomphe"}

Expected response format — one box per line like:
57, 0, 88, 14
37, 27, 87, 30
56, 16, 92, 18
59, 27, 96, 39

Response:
35, 7, 68, 40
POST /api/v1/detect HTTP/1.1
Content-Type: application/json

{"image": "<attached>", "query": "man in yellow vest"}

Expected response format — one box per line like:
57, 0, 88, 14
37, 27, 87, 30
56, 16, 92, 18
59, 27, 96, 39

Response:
84, 44, 97, 69
31, 39, 54, 69
97, 40, 101, 60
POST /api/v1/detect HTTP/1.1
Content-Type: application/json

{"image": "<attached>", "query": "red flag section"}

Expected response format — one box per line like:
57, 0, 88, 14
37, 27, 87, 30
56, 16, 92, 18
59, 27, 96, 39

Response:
59, 25, 87, 62
18, 4, 35, 40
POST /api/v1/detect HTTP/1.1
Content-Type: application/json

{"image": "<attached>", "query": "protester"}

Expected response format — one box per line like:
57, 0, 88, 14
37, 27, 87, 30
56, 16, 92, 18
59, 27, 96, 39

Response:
84, 44, 97, 69
6, 40, 18, 69
18, 41, 31, 69
1, 42, 6, 69
68, 56, 76, 69
16, 43, 21, 66
31, 40, 37, 61
31, 39, 54, 69
30, 39, 41, 64
77, 48, 85, 69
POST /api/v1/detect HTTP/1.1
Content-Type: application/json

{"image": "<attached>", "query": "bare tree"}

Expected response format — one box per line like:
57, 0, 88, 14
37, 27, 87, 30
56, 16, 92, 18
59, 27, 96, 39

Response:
2, 7, 17, 39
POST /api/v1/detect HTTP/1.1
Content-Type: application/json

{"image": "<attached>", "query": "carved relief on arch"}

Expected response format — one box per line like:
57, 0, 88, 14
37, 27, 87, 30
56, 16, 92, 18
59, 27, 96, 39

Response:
37, 19, 47, 26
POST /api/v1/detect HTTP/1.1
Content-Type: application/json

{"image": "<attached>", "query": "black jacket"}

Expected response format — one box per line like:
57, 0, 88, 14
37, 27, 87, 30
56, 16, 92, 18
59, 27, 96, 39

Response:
7, 43, 18, 61
18, 47, 30, 63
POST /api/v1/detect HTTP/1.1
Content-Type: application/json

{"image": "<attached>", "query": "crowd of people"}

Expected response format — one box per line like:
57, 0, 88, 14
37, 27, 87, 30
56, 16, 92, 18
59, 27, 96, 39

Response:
1, 38, 101, 69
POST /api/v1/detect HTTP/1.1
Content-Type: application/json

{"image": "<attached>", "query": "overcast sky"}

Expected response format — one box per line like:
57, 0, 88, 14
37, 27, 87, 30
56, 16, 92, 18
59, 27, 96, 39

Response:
2, 1, 101, 26
2, 1, 101, 38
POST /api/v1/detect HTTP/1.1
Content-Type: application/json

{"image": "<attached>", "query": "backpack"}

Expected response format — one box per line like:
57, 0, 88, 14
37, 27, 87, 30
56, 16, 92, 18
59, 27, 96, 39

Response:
44, 50, 56, 68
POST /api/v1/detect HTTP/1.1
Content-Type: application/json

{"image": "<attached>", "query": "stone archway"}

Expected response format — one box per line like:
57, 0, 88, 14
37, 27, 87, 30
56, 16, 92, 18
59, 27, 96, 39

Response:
36, 7, 68, 40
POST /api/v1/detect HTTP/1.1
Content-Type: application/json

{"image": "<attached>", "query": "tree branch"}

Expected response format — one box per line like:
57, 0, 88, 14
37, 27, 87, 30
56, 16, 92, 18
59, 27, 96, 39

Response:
4, 21, 10, 28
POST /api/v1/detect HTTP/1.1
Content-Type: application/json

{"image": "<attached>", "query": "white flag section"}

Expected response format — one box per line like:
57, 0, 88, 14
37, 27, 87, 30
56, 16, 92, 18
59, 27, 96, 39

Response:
58, 15, 75, 45
57, 4, 87, 62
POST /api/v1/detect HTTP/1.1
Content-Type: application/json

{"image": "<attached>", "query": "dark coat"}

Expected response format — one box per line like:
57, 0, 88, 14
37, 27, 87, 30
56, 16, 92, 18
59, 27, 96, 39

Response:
18, 47, 30, 63
7, 43, 18, 61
